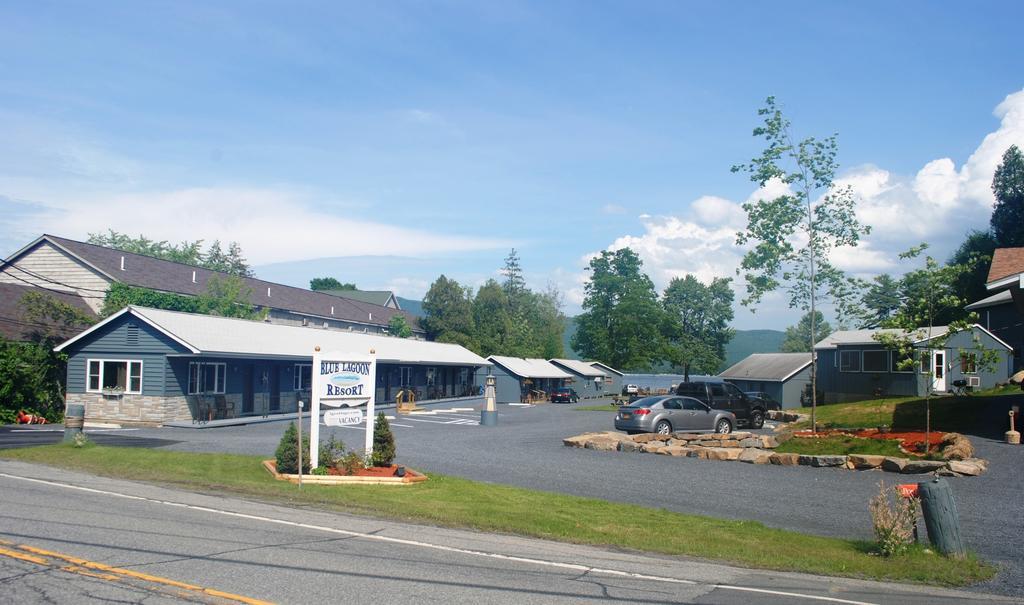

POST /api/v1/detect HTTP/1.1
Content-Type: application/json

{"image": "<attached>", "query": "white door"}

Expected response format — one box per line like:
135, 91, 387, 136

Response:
932, 351, 946, 392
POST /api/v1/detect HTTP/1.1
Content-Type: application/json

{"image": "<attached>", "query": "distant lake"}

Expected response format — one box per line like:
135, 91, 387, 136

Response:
622, 373, 715, 392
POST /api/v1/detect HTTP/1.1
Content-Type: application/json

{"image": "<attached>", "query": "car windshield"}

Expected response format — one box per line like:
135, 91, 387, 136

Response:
629, 396, 663, 408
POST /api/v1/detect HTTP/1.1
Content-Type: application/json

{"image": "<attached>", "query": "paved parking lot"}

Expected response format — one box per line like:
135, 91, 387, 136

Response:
2, 399, 1021, 597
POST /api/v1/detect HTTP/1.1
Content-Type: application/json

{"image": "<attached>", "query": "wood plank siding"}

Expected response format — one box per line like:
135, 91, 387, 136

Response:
0, 241, 111, 313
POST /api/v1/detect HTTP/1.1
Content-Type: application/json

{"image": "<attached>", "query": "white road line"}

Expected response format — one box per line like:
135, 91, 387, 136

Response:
0, 472, 878, 605
506, 403, 533, 407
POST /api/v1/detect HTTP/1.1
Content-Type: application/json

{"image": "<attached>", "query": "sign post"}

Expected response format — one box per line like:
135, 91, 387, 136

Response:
310, 347, 377, 469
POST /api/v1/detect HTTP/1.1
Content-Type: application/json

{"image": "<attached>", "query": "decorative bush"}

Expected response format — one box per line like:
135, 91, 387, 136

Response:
869, 481, 919, 557
338, 451, 364, 475
319, 435, 346, 468
274, 422, 310, 474
371, 412, 396, 467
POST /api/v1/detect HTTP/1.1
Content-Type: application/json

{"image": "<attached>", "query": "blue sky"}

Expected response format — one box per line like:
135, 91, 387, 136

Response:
2, 1, 1023, 329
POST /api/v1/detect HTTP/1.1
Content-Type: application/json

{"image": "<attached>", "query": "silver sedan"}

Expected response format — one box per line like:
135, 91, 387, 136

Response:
615, 395, 735, 435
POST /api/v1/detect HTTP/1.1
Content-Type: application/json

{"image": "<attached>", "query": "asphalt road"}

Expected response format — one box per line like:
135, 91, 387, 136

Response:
3, 399, 1022, 598
0, 461, 1016, 605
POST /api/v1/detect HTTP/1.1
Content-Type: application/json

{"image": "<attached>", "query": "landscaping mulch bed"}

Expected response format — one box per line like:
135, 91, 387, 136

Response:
263, 460, 427, 485
793, 428, 945, 455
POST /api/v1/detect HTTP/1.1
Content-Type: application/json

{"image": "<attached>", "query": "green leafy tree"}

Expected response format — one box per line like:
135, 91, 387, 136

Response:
472, 280, 512, 356
780, 311, 833, 352
661, 275, 735, 378
859, 274, 902, 328
525, 286, 566, 359
196, 275, 261, 319
101, 283, 201, 317
310, 277, 357, 291
572, 248, 664, 371
732, 96, 870, 429
873, 244, 998, 448
87, 230, 252, 276
991, 145, 1024, 247
371, 412, 396, 467
948, 230, 996, 309
387, 314, 413, 338
421, 275, 477, 349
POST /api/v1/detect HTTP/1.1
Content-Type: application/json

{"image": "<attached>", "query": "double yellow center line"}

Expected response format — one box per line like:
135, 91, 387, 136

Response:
0, 538, 272, 605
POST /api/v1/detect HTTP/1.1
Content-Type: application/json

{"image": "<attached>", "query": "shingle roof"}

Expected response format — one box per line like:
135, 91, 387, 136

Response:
965, 289, 1013, 311
0, 283, 97, 341
488, 356, 572, 379
323, 289, 397, 308
987, 247, 1024, 286
720, 353, 812, 382
549, 358, 607, 378
36, 235, 421, 332
56, 306, 488, 366
814, 327, 951, 350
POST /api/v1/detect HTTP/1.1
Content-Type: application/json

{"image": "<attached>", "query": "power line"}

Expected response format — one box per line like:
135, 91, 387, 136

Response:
0, 258, 110, 293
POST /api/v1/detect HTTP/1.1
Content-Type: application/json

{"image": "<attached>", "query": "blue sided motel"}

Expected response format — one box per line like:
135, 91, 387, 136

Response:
55, 306, 490, 425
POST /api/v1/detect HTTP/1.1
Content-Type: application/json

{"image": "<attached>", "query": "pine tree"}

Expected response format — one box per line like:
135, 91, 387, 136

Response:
371, 412, 396, 467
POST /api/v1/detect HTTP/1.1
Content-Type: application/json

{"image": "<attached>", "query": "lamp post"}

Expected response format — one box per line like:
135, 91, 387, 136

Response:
480, 374, 497, 426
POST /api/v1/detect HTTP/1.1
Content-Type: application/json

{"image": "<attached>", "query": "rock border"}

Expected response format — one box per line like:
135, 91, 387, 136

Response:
562, 432, 988, 477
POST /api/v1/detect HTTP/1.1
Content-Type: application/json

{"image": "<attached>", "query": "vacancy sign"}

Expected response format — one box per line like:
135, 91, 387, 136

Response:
309, 349, 377, 469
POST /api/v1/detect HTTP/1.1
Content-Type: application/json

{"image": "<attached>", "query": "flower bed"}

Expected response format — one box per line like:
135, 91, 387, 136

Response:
263, 460, 427, 485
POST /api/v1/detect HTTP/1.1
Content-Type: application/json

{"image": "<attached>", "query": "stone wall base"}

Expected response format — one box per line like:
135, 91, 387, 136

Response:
67, 392, 191, 426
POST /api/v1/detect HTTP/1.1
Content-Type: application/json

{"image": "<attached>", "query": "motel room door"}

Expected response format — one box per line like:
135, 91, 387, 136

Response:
242, 364, 254, 415
932, 351, 946, 392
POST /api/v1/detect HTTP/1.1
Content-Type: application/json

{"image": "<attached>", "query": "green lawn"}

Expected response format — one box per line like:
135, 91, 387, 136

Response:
0, 443, 994, 587
774, 435, 905, 457
573, 404, 621, 412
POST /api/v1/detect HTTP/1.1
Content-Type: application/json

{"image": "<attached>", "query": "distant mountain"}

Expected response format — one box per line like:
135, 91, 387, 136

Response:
724, 329, 785, 368
397, 297, 424, 317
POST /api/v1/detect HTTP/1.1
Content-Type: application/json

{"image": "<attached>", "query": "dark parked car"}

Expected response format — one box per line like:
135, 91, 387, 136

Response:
550, 387, 579, 403
675, 380, 767, 429
744, 391, 781, 411
615, 395, 735, 435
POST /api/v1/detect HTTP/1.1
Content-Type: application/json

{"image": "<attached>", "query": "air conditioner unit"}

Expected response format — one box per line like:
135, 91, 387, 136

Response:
967, 376, 981, 388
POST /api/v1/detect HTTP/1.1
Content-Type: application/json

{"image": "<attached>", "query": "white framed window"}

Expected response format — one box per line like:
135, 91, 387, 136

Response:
890, 351, 914, 373
293, 364, 312, 390
86, 359, 143, 394
188, 362, 226, 394
839, 350, 861, 372
862, 350, 888, 373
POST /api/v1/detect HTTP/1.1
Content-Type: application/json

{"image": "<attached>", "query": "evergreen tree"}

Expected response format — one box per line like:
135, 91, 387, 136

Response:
371, 412, 396, 467
780, 311, 832, 353
501, 249, 527, 311
860, 274, 902, 328
948, 230, 996, 307
274, 422, 310, 474
991, 145, 1024, 247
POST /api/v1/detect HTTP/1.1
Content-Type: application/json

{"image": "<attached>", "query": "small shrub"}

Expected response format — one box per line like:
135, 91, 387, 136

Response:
869, 481, 919, 557
72, 432, 90, 448
311, 466, 329, 476
274, 422, 310, 474
337, 451, 364, 475
319, 435, 346, 467
371, 412, 396, 467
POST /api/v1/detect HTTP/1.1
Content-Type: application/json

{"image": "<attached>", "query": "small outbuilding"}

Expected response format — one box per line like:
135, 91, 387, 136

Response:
719, 353, 812, 409
481, 356, 572, 403
588, 361, 623, 394
548, 359, 610, 398
55, 306, 490, 425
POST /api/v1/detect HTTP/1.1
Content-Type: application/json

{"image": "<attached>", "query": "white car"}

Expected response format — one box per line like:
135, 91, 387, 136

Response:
623, 384, 639, 395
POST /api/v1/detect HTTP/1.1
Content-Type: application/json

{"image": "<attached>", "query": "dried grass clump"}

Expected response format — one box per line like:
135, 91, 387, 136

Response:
869, 480, 919, 557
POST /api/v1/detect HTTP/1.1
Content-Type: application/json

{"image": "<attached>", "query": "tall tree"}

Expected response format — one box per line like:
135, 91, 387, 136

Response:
421, 275, 477, 349
309, 277, 356, 291
732, 96, 870, 430
991, 145, 1024, 247
860, 274, 902, 328
501, 249, 527, 312
948, 230, 996, 308
572, 248, 664, 371
661, 275, 735, 379
780, 311, 832, 353
472, 280, 512, 357
387, 314, 413, 338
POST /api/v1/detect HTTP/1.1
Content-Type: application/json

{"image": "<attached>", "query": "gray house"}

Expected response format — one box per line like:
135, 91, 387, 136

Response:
481, 356, 572, 403
589, 361, 623, 394
970, 246, 1024, 373
549, 359, 610, 398
814, 325, 1013, 403
719, 353, 812, 409
55, 306, 489, 425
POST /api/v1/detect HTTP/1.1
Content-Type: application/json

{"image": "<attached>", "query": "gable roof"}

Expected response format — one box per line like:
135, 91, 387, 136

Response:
488, 356, 572, 379
322, 289, 399, 309
720, 353, 812, 382
0, 283, 97, 341
549, 358, 607, 378
965, 289, 1013, 311
986, 247, 1024, 289
814, 327, 951, 349
588, 361, 623, 376
56, 306, 489, 366
12, 235, 421, 333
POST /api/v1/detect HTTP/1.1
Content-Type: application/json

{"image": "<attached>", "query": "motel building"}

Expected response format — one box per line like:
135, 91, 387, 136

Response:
55, 306, 490, 425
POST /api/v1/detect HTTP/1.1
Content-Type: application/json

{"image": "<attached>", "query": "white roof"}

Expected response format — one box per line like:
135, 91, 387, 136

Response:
488, 356, 572, 379
56, 306, 490, 366
720, 353, 812, 382
589, 361, 623, 376
814, 327, 951, 350
549, 358, 607, 378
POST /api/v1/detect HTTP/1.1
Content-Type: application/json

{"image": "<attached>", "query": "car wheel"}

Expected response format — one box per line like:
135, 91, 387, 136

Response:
715, 419, 732, 434
750, 410, 765, 430
655, 420, 672, 435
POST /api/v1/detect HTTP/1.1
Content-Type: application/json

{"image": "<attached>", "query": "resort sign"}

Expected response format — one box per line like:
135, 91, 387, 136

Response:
309, 348, 377, 469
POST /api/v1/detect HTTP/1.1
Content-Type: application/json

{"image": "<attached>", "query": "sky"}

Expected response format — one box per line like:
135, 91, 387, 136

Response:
2, 1, 1023, 329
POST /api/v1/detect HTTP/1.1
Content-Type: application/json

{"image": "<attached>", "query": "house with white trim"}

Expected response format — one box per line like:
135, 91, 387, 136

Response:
719, 353, 812, 409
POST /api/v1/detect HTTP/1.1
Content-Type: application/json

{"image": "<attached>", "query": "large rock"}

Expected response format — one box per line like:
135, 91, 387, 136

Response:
706, 447, 744, 461
770, 453, 801, 466
800, 455, 847, 467
671, 433, 705, 441
618, 440, 642, 453
660, 445, 695, 457
902, 460, 949, 475
668, 438, 690, 446
585, 437, 622, 452
946, 459, 987, 476
738, 438, 762, 448
688, 448, 711, 459
697, 440, 719, 447
563, 433, 602, 448
738, 448, 774, 464
632, 433, 665, 443
719, 439, 741, 447
640, 442, 667, 453
759, 435, 779, 449
849, 454, 886, 470
881, 457, 908, 473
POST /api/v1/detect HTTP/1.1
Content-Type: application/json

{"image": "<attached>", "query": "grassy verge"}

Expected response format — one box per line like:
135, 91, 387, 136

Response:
774, 435, 905, 457
573, 404, 621, 412
0, 443, 994, 587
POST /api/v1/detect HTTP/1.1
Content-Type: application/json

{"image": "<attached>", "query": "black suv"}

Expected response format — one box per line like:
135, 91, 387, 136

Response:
675, 380, 767, 429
